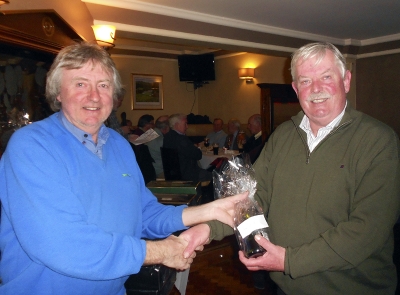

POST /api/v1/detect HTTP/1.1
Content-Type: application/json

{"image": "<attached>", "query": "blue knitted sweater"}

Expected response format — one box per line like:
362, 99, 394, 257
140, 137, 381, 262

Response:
0, 113, 186, 295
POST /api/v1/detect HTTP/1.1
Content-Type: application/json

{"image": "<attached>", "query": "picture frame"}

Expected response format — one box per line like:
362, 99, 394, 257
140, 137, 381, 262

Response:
131, 74, 164, 110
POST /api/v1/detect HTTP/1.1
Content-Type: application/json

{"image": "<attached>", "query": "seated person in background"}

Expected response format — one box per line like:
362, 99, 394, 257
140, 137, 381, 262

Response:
163, 113, 212, 182
125, 119, 134, 132
131, 114, 156, 183
206, 118, 227, 148
131, 114, 154, 136
224, 118, 241, 150
146, 115, 170, 178
243, 114, 264, 163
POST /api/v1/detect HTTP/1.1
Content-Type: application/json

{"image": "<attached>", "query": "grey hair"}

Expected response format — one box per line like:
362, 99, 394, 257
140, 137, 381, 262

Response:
228, 118, 241, 129
155, 116, 169, 131
46, 42, 122, 112
290, 42, 346, 81
169, 113, 187, 129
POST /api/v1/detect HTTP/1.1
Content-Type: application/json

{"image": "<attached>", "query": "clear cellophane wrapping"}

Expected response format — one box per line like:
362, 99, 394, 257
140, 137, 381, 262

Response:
212, 155, 269, 254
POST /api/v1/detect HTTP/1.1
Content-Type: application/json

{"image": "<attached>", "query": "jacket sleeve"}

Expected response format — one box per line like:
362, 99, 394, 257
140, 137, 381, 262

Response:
253, 136, 273, 214
207, 220, 234, 241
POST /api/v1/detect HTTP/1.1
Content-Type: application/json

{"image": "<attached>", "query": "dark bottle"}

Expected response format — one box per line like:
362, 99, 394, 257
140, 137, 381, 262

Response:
234, 198, 269, 259
241, 229, 267, 258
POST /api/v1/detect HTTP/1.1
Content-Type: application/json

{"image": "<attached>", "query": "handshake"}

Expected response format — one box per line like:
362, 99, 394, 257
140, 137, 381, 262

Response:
143, 192, 248, 270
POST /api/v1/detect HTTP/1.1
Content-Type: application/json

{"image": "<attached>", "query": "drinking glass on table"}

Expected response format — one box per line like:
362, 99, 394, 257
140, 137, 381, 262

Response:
213, 143, 219, 155
225, 136, 232, 150
237, 131, 246, 153
203, 138, 210, 153
204, 138, 210, 148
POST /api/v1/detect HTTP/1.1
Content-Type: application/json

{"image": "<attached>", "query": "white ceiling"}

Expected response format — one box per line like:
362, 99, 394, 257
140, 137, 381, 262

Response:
119, 0, 400, 42
84, 0, 400, 57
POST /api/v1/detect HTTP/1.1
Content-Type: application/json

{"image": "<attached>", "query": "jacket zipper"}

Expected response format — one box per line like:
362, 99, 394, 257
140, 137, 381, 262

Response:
295, 119, 353, 164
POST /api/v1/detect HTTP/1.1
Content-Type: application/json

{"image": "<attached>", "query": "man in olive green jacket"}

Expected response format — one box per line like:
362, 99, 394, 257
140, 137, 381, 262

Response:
181, 42, 400, 295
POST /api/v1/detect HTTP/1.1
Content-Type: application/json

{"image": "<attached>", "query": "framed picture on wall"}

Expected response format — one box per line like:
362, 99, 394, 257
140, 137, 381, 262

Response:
131, 74, 164, 110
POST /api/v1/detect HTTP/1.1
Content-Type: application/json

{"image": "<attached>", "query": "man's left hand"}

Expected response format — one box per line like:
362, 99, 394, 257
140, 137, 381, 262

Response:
238, 235, 285, 272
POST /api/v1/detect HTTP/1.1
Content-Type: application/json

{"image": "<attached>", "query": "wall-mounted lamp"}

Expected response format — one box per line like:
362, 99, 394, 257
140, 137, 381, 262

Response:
0, 0, 10, 6
92, 25, 116, 49
238, 68, 255, 83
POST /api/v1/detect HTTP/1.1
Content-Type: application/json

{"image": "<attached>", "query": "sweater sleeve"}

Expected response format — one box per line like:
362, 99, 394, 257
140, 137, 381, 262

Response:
140, 191, 188, 238
285, 126, 400, 278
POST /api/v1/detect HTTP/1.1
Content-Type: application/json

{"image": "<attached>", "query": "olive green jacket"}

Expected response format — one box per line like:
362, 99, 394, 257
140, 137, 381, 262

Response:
209, 106, 400, 295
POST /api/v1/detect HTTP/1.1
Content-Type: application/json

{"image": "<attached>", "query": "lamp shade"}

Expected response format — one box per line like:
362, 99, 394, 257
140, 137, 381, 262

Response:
92, 25, 116, 48
238, 68, 255, 80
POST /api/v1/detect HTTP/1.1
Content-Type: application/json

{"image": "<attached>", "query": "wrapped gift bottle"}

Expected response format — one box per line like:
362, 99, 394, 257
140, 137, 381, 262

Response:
234, 197, 269, 258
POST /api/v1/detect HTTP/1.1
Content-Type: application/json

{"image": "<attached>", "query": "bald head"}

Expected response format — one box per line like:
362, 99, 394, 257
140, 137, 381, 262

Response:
247, 114, 261, 135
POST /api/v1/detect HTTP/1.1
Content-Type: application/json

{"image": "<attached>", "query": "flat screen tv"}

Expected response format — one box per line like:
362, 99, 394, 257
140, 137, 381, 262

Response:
178, 53, 215, 82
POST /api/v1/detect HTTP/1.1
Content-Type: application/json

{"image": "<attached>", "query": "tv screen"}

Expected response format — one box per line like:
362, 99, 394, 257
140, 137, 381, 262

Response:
178, 53, 215, 82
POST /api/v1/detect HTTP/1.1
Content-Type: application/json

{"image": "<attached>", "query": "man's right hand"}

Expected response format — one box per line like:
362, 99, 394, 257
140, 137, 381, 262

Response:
144, 235, 195, 270
179, 223, 211, 259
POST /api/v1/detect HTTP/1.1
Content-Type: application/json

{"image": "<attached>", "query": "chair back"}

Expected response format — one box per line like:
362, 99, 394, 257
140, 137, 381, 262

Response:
160, 147, 182, 181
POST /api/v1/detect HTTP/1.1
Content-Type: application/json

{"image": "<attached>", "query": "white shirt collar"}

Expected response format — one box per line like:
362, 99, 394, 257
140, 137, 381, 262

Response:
299, 101, 347, 152
254, 131, 262, 140
300, 101, 347, 133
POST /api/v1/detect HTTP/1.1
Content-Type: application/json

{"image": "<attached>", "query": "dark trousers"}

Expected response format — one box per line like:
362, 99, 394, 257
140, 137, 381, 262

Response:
276, 287, 286, 295
394, 223, 400, 295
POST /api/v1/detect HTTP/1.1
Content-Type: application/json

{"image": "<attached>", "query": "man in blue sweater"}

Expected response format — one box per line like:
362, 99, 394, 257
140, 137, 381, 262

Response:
0, 42, 245, 295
